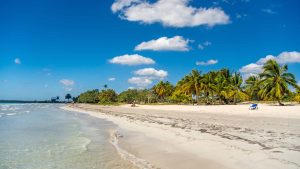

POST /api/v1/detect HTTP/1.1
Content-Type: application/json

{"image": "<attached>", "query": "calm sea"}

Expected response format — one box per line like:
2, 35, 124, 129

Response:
0, 103, 136, 169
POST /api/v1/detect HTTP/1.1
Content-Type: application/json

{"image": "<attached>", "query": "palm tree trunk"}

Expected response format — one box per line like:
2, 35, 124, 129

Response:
277, 99, 284, 106
195, 88, 199, 104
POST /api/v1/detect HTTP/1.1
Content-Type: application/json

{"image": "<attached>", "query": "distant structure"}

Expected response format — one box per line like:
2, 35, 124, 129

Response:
51, 96, 60, 103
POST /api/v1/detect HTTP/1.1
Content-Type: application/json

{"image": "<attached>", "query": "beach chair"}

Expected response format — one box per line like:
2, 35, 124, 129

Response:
249, 104, 258, 110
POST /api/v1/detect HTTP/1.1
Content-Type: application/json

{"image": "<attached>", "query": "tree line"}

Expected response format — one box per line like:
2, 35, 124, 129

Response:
76, 60, 300, 106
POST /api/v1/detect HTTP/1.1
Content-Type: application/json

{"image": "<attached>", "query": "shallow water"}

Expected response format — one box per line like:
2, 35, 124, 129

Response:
0, 103, 136, 169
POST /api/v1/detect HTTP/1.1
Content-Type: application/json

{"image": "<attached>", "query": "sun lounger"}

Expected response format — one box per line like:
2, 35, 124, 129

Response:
249, 103, 258, 110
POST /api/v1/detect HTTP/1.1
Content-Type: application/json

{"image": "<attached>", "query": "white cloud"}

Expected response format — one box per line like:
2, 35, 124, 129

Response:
134, 68, 168, 79
128, 77, 153, 87
59, 79, 75, 91
60, 79, 74, 86
14, 58, 21, 64
239, 63, 263, 74
196, 59, 218, 66
109, 54, 155, 66
135, 36, 190, 51
240, 51, 300, 76
256, 51, 300, 65
262, 8, 276, 14
108, 77, 116, 81
111, 0, 139, 12
112, 0, 230, 28
198, 41, 212, 50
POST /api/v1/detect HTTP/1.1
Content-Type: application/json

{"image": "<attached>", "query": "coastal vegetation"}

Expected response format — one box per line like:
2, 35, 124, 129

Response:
76, 60, 299, 106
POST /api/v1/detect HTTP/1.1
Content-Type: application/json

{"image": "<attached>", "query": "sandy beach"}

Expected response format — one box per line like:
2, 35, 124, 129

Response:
62, 104, 300, 169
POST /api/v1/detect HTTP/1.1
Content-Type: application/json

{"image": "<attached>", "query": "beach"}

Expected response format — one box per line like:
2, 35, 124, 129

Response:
63, 103, 300, 169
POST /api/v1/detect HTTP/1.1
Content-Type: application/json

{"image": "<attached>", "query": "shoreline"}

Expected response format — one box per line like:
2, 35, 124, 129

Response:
62, 104, 300, 169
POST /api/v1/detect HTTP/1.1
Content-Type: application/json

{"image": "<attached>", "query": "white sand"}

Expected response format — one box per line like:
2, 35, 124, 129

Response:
62, 104, 300, 169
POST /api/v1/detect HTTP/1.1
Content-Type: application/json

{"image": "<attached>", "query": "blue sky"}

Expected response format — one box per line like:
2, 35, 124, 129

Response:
0, 0, 300, 100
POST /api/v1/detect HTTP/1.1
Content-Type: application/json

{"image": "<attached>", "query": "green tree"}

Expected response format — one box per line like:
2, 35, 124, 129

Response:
201, 71, 217, 104
152, 81, 174, 102
170, 90, 192, 104
98, 89, 118, 104
245, 75, 261, 101
214, 69, 231, 104
295, 89, 300, 103
227, 72, 248, 104
118, 89, 139, 103
176, 69, 202, 103
78, 89, 99, 103
65, 93, 72, 102
259, 60, 297, 106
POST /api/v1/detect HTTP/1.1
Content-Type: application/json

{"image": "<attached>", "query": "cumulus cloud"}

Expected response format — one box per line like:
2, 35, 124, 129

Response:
240, 51, 300, 77
135, 36, 190, 51
109, 54, 155, 66
108, 77, 116, 81
240, 63, 263, 74
258, 51, 300, 64
134, 68, 168, 79
196, 59, 218, 66
129, 67, 168, 87
59, 79, 75, 91
128, 77, 153, 87
111, 0, 230, 28
14, 58, 21, 64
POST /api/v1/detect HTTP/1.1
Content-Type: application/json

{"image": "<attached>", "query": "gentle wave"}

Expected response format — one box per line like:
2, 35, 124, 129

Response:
109, 130, 156, 169
6, 113, 17, 116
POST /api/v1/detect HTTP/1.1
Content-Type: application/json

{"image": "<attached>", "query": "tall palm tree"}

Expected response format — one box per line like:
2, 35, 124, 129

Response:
245, 75, 261, 101
214, 70, 230, 104
176, 69, 202, 103
259, 60, 297, 106
228, 72, 248, 104
201, 72, 217, 104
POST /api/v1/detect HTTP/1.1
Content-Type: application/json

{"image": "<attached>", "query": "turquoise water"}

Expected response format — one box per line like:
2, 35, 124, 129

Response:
0, 104, 135, 169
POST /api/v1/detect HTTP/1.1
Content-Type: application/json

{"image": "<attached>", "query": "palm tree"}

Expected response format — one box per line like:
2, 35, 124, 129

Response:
65, 93, 72, 102
259, 60, 297, 106
245, 75, 261, 101
228, 72, 248, 104
295, 88, 300, 103
176, 69, 202, 103
214, 69, 230, 104
201, 72, 217, 104
152, 81, 174, 102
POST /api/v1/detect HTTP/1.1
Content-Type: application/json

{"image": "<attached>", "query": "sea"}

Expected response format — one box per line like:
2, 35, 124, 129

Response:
0, 103, 136, 169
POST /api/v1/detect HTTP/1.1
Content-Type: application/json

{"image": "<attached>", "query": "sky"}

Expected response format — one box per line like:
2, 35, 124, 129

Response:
0, 0, 300, 100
